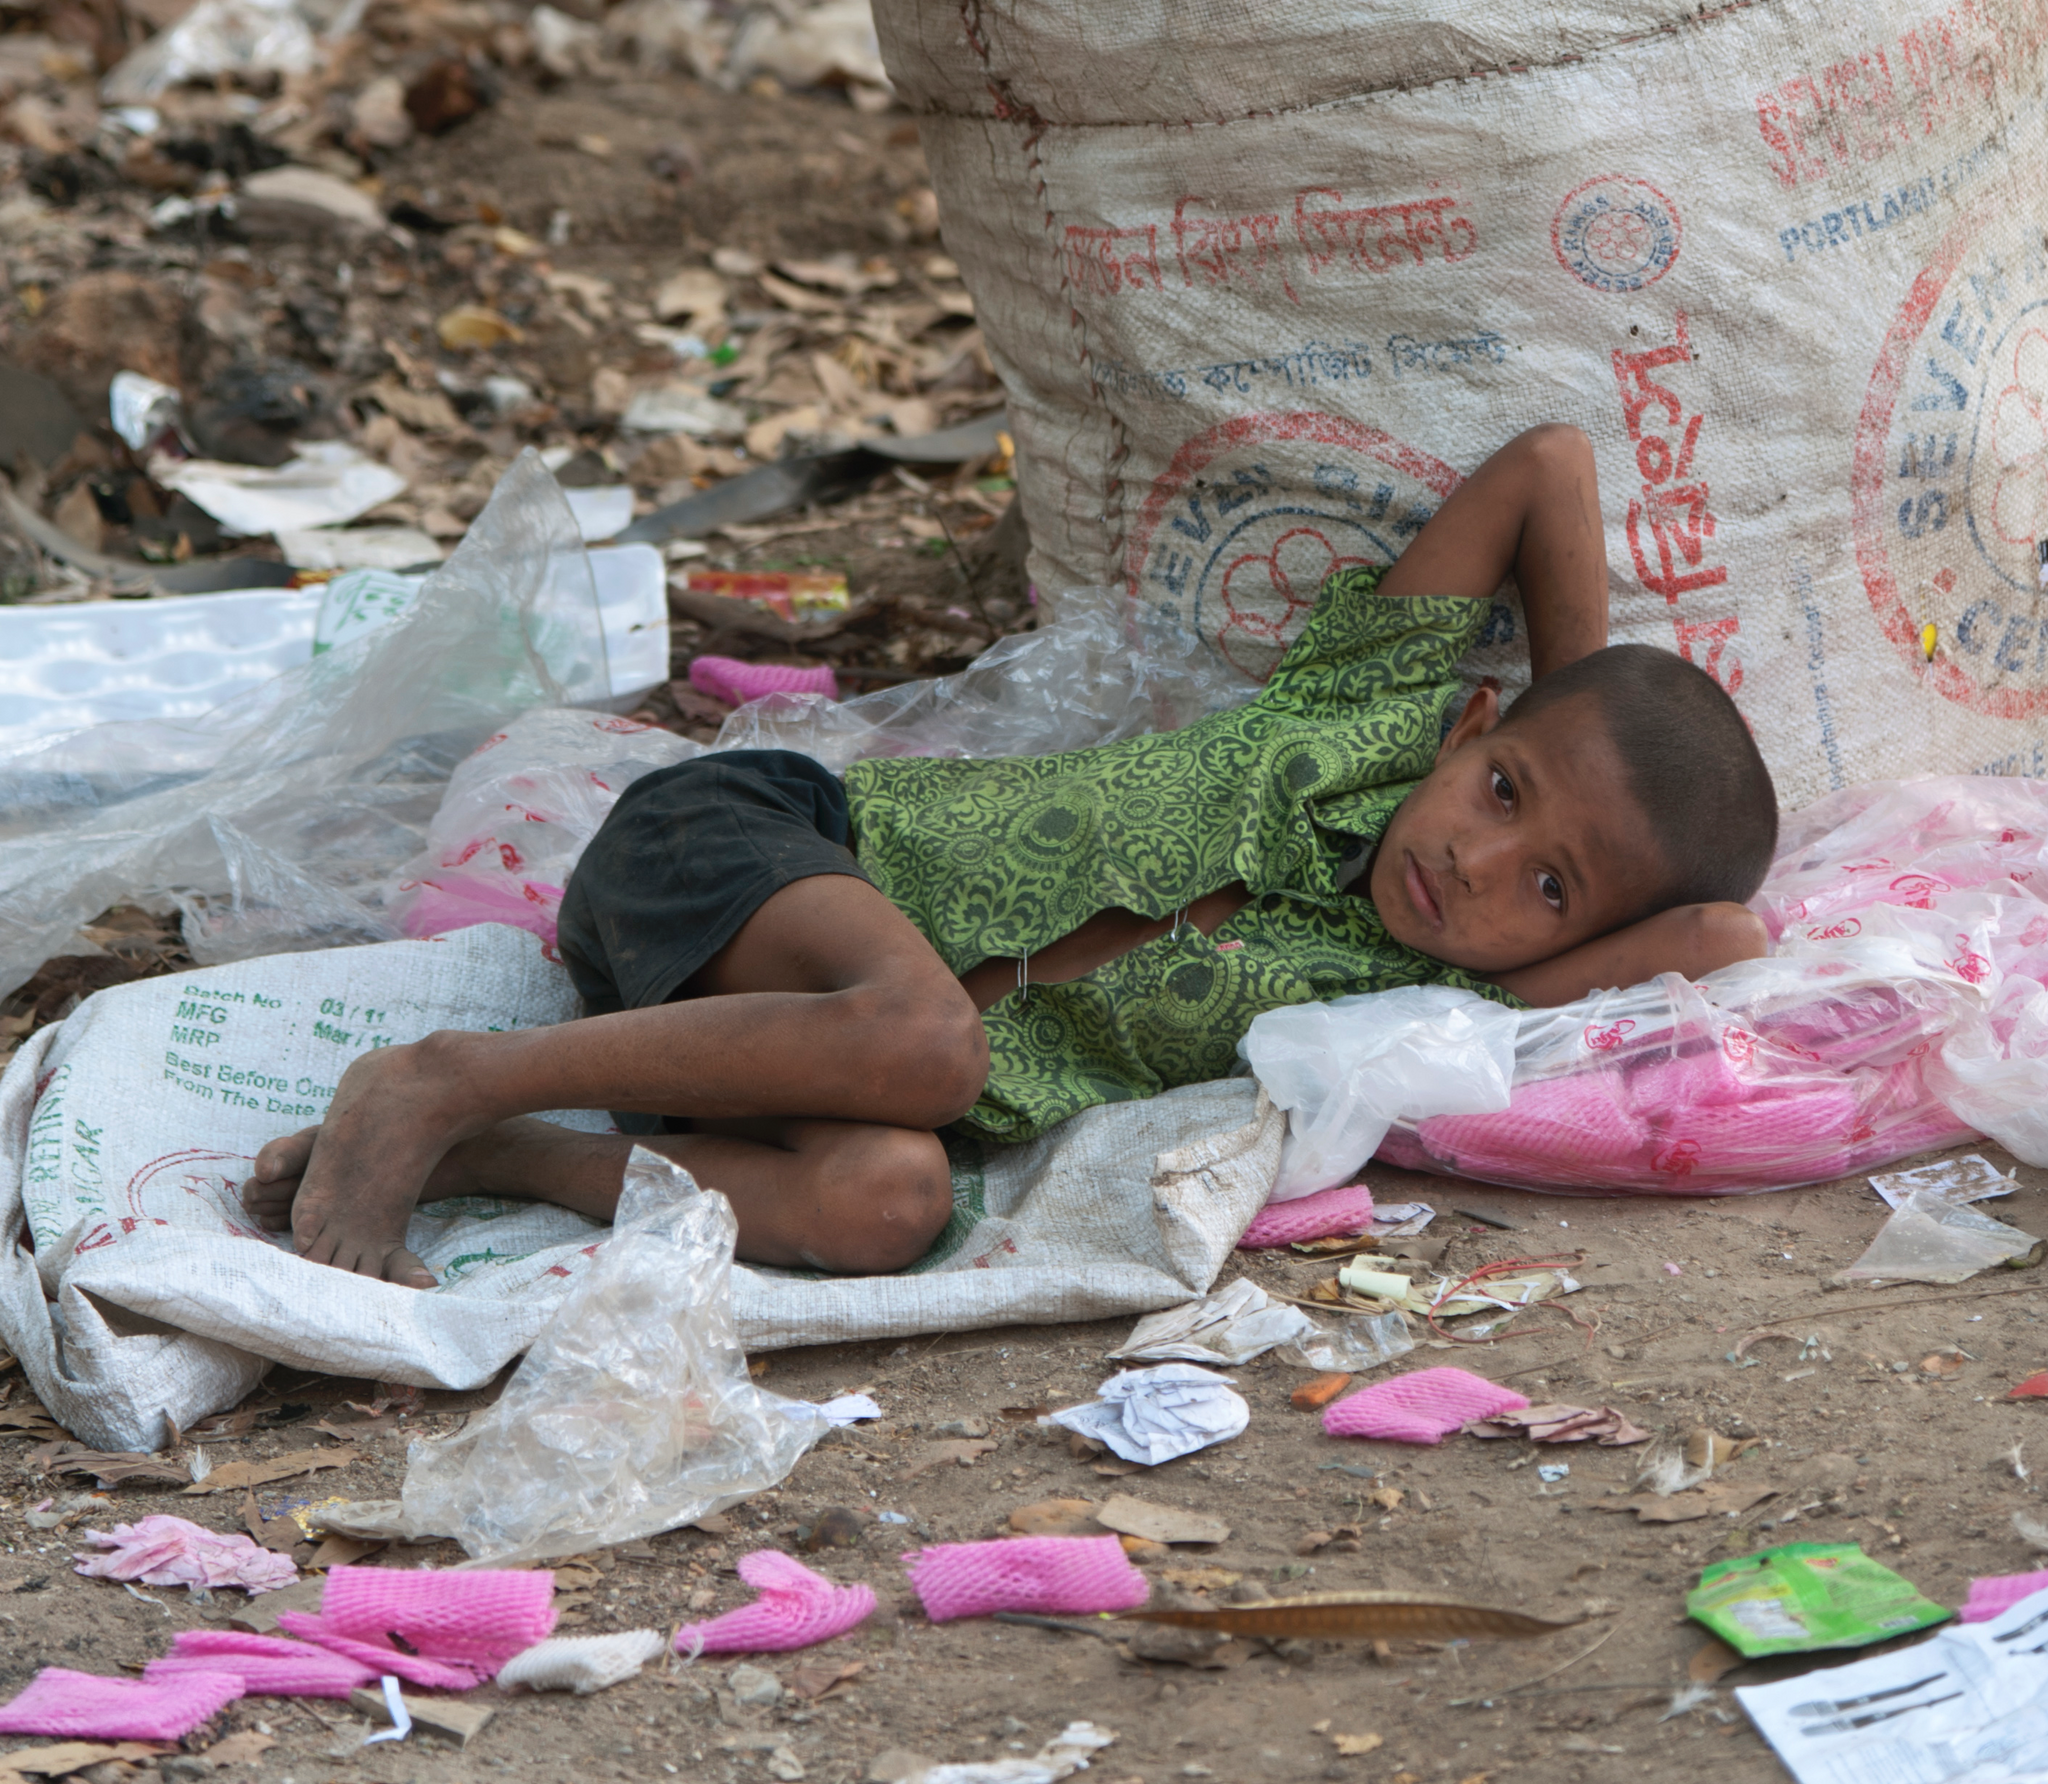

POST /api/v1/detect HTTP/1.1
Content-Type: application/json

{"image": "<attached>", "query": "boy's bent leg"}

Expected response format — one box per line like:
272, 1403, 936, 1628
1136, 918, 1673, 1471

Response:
244, 874, 987, 1285
248, 1112, 954, 1276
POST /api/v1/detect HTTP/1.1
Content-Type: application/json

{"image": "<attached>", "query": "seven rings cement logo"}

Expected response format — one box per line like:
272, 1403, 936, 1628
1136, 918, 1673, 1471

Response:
1551, 175, 1682, 294
1853, 202, 2048, 718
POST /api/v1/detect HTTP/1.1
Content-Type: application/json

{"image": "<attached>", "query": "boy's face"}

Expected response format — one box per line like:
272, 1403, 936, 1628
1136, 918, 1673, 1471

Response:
1369, 689, 1666, 974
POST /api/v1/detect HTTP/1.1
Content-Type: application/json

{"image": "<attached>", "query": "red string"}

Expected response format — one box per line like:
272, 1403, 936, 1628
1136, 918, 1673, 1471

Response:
1423, 1251, 1598, 1348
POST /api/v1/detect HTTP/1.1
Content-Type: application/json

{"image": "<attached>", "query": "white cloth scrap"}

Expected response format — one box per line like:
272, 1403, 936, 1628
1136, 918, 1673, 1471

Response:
496, 1629, 668, 1694
1043, 1364, 1249, 1466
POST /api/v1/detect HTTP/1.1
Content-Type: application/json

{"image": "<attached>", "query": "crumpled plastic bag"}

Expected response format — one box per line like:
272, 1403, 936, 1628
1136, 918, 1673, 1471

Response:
102, 0, 366, 101
0, 449, 606, 999
1834, 1188, 2043, 1287
398, 1147, 828, 1564
1241, 984, 1519, 1198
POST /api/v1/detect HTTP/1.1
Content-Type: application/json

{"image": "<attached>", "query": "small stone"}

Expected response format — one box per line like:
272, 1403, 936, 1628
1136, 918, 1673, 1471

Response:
158, 1760, 213, 1783
934, 1416, 990, 1439
728, 1662, 784, 1708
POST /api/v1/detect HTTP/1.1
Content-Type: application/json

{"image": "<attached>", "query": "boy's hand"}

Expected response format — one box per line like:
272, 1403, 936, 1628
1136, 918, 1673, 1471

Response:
1486, 901, 1770, 1009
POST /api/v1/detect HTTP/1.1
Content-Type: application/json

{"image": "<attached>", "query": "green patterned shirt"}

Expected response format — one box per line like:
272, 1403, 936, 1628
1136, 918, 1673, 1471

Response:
842, 569, 1523, 1142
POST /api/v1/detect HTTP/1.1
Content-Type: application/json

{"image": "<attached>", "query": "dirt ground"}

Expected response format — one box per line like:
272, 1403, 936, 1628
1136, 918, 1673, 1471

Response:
4, 17, 2045, 1784
6, 1135, 2047, 1784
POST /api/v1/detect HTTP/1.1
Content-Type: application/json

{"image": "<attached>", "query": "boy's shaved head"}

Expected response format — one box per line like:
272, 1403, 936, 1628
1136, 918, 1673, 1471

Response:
1500, 643, 1778, 916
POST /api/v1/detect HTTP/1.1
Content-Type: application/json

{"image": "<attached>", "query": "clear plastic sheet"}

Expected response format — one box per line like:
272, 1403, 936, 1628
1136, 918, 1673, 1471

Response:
708, 585, 1255, 772
399, 1147, 828, 1564
0, 451, 604, 998
394, 585, 1252, 946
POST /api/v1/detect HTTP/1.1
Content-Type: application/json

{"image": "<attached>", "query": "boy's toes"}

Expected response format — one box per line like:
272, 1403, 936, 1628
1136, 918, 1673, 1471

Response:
381, 1246, 437, 1290
251, 1128, 319, 1185
240, 1177, 296, 1231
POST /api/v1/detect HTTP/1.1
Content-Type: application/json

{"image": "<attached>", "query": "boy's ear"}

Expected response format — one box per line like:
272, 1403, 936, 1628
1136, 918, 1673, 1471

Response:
1436, 684, 1500, 763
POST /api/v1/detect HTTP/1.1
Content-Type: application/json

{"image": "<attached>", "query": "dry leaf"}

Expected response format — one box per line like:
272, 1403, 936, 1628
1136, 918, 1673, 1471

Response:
435, 305, 523, 351
1920, 1350, 1969, 1377
1122, 1591, 1576, 1642
1365, 1486, 1404, 1513
1006, 1498, 1104, 1537
1090, 1459, 1142, 1478
203, 1731, 277, 1764
1597, 1483, 1778, 1524
1095, 1495, 1229, 1546
182, 1447, 358, 1495
308, 1534, 384, 1569
898, 1438, 997, 1480
757, 270, 842, 315
1688, 1637, 1743, 1684
1468, 1404, 1650, 1446
0, 1742, 170, 1777
37, 1445, 187, 1487
1331, 1732, 1383, 1756
1683, 1428, 1760, 1470
552, 1559, 604, 1592
243, 1490, 303, 1556
785, 1660, 864, 1701
1162, 1566, 1241, 1592
1116, 1535, 1171, 1562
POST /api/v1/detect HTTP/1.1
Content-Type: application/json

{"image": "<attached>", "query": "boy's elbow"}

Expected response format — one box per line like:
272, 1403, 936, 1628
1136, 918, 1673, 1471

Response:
1685, 901, 1770, 976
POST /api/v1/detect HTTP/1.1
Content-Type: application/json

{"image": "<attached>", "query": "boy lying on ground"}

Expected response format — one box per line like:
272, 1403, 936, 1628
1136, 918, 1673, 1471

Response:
242, 424, 1778, 1284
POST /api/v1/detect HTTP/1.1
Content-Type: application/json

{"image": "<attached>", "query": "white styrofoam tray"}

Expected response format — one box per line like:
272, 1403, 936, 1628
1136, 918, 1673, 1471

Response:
0, 544, 668, 750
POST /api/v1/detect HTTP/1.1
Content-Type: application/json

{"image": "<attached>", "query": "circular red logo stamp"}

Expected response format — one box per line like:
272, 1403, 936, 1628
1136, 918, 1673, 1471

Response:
1552, 175, 1682, 293
1124, 412, 1467, 681
1852, 200, 2048, 719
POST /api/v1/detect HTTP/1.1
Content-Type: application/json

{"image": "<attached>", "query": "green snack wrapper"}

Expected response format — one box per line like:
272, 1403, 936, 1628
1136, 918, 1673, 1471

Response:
1686, 1541, 1950, 1658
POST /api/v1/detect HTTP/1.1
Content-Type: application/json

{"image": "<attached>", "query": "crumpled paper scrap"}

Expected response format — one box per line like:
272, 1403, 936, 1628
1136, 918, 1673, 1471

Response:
1108, 1279, 1315, 1366
1043, 1364, 1249, 1466
1465, 1403, 1650, 1446
74, 1515, 298, 1594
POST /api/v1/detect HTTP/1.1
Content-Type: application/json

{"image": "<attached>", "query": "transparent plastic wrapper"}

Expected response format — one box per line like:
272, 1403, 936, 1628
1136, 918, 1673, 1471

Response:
1276, 1308, 1414, 1374
1834, 1189, 2042, 1287
1240, 984, 1519, 1199
399, 1148, 828, 1564
0, 451, 605, 999
101, 0, 366, 102
709, 584, 1254, 772
397, 586, 1250, 947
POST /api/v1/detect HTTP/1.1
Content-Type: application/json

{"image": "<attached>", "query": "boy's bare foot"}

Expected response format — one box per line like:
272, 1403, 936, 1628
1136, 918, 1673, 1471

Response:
239, 1037, 490, 1289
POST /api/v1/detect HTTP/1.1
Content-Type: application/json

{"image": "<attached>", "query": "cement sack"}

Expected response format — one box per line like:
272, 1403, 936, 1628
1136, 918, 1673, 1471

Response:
877, 0, 2048, 808
0, 923, 1278, 1453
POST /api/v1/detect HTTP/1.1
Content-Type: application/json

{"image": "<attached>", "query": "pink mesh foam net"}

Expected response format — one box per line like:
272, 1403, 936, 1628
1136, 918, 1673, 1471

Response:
673, 1550, 876, 1654
148, 1631, 379, 1699
690, 656, 838, 706
0, 1667, 244, 1740
1237, 1183, 1375, 1249
316, 1564, 557, 1672
1961, 1569, 2048, 1623
274, 1613, 484, 1692
904, 1535, 1149, 1622
1323, 1367, 1530, 1444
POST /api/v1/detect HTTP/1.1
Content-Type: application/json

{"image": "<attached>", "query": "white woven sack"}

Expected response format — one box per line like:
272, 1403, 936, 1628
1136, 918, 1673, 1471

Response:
0, 924, 1277, 1452
877, 0, 2048, 807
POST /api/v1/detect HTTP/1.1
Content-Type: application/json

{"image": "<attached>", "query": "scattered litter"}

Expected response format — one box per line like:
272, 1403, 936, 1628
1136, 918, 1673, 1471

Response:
1598, 1482, 1781, 1526
278, 526, 444, 571
1453, 1204, 1520, 1232
1536, 1463, 1571, 1484
74, 1515, 297, 1594
904, 1535, 1147, 1622
1092, 1497, 1229, 1548
684, 567, 852, 624
1961, 1569, 2048, 1623
2010, 1373, 2048, 1400
1323, 1368, 1529, 1446
1467, 1405, 1651, 1447
876, 1720, 1116, 1784
1371, 1203, 1439, 1240
0, 1744, 174, 1780
1121, 1591, 1575, 1642
1869, 1152, 2017, 1208
101, 0, 336, 101
1043, 1365, 1249, 1467
814, 1394, 883, 1426
561, 487, 636, 543
108, 371, 183, 454
399, 1151, 828, 1564
0, 1667, 243, 1740
153, 443, 407, 537
1291, 1374, 1354, 1412
1833, 1190, 2042, 1287
674, 1550, 875, 1654
1109, 1279, 1316, 1366
359, 1676, 411, 1747
2012, 1512, 2048, 1553
1734, 1584, 2048, 1782
1278, 1310, 1416, 1374
1687, 1543, 1949, 1658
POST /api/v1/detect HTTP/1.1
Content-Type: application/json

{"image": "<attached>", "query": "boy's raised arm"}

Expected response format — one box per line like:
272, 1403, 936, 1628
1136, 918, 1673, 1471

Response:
1485, 901, 1771, 1008
1375, 423, 1608, 680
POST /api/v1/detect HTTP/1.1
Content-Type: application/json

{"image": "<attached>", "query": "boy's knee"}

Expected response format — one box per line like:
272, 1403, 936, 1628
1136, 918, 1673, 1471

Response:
814, 1127, 954, 1275
1517, 421, 1594, 474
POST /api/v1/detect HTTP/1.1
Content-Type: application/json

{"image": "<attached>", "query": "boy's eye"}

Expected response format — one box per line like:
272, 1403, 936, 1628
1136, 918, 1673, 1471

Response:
1491, 769, 1514, 809
1539, 872, 1565, 911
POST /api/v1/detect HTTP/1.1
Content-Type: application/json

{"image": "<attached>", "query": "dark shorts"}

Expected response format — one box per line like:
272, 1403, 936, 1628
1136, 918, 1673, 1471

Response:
557, 748, 870, 1027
